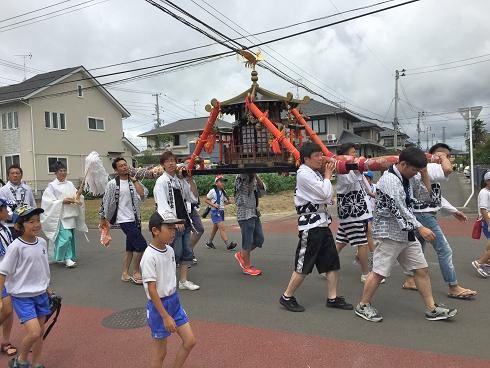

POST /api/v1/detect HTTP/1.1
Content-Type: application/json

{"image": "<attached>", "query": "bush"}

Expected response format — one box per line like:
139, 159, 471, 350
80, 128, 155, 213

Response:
139, 173, 297, 197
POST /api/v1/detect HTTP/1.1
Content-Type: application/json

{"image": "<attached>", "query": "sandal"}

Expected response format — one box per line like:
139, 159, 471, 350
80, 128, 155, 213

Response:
130, 275, 143, 285
1, 342, 17, 357
448, 289, 477, 300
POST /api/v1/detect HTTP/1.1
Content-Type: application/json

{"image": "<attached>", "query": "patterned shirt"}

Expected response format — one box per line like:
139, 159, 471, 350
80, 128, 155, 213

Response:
234, 174, 265, 221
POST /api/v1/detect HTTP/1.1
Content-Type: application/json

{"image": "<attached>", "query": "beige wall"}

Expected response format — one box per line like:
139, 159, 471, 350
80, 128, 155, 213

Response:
2, 70, 133, 192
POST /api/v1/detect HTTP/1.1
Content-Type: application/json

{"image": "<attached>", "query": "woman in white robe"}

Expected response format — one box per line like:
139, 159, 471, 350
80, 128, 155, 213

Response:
41, 161, 88, 267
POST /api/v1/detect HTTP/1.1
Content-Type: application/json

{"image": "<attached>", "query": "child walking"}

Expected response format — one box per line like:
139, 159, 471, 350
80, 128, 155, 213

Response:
0, 205, 51, 368
0, 198, 16, 358
141, 212, 196, 368
472, 171, 490, 277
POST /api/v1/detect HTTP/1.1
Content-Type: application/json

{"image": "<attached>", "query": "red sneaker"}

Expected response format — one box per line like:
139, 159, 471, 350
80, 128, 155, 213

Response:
234, 252, 246, 270
243, 266, 262, 276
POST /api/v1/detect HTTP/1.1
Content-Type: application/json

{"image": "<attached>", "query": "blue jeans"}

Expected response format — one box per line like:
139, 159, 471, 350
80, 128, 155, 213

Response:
416, 212, 458, 286
171, 225, 193, 264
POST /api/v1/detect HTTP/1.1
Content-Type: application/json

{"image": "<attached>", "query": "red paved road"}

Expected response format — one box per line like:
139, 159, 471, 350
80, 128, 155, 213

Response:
1, 305, 488, 368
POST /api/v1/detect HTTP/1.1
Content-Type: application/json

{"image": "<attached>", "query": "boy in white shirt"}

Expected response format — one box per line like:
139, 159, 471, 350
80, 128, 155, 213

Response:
141, 212, 196, 368
472, 171, 490, 277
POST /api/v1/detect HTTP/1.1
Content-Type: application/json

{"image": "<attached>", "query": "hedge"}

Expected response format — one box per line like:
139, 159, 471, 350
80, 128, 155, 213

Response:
141, 173, 297, 197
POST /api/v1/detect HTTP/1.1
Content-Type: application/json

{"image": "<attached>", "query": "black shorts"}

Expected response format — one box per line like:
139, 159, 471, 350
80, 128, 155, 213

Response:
120, 221, 147, 253
294, 227, 340, 275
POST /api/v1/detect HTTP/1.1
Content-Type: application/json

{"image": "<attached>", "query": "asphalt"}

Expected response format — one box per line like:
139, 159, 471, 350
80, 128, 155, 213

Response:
1, 172, 488, 368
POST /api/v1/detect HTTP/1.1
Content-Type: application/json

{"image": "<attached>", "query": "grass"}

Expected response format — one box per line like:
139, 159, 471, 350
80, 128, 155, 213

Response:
84, 191, 295, 226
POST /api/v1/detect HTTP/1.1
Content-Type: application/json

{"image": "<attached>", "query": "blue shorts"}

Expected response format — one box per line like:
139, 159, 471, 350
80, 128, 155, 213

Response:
211, 209, 225, 224
120, 221, 147, 252
146, 292, 189, 339
11, 293, 51, 324
2, 287, 8, 299
483, 220, 490, 239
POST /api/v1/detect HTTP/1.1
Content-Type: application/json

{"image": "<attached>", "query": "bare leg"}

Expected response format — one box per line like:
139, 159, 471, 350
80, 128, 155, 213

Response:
357, 244, 370, 275
150, 338, 167, 368
30, 316, 46, 367
18, 316, 44, 364
131, 251, 143, 279
179, 264, 189, 282
413, 268, 436, 310
190, 232, 203, 249
1, 296, 13, 343
241, 248, 254, 268
360, 272, 384, 304
366, 222, 375, 252
336, 242, 347, 253
478, 240, 490, 264
403, 275, 417, 290
217, 222, 229, 243
122, 251, 133, 279
284, 271, 306, 297
326, 270, 338, 299
172, 323, 196, 368
208, 224, 218, 242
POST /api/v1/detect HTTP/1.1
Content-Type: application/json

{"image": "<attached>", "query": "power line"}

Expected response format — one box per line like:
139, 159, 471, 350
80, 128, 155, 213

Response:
0, 0, 110, 33
405, 58, 490, 76
406, 52, 490, 71
0, 0, 75, 23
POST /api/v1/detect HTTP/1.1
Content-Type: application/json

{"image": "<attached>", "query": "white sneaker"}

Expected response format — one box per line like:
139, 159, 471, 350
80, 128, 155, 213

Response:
65, 259, 77, 268
179, 280, 200, 291
361, 274, 368, 283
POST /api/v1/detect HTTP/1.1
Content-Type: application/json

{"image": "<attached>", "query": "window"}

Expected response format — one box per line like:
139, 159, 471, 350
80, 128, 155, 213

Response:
384, 137, 394, 147
173, 135, 180, 146
45, 112, 66, 130
77, 85, 83, 97
4, 155, 20, 176
1, 112, 18, 130
48, 157, 68, 173
88, 117, 104, 131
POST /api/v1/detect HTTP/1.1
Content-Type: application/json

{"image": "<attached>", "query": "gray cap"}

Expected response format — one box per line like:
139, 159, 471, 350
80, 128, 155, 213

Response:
148, 212, 185, 231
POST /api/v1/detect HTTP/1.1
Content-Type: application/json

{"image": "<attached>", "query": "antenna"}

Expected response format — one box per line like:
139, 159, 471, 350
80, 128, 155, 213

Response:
14, 53, 32, 81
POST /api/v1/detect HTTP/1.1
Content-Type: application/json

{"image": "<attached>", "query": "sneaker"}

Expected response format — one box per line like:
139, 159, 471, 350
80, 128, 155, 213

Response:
279, 295, 305, 312
319, 272, 327, 279
361, 274, 368, 283
65, 259, 77, 268
227, 242, 237, 250
205, 241, 216, 249
192, 257, 198, 265
326, 296, 353, 310
472, 260, 489, 278
234, 252, 246, 270
9, 357, 31, 368
178, 280, 200, 291
355, 303, 383, 322
425, 304, 457, 321
243, 266, 262, 276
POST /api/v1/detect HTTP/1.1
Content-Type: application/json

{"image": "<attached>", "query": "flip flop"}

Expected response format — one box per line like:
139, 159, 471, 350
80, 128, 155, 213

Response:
121, 275, 131, 282
448, 289, 477, 300
402, 284, 418, 291
130, 276, 143, 285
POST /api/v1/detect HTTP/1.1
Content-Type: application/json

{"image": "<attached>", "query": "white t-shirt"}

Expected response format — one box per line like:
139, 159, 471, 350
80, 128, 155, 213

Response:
116, 179, 135, 224
0, 236, 50, 297
207, 187, 225, 210
141, 244, 177, 299
478, 188, 490, 220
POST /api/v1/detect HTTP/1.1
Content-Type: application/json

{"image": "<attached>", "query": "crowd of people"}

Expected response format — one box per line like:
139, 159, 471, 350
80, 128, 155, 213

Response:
0, 140, 488, 367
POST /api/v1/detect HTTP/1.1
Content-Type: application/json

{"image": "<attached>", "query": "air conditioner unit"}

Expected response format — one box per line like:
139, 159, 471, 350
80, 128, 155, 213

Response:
326, 133, 337, 142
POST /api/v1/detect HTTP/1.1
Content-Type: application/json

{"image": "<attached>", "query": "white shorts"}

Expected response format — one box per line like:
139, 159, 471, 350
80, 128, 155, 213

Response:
372, 238, 428, 277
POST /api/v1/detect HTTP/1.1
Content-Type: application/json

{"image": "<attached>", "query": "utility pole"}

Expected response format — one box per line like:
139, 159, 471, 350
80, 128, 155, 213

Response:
417, 111, 424, 148
442, 126, 446, 143
193, 99, 199, 118
459, 106, 483, 207
393, 69, 405, 151
153, 93, 162, 127
426, 126, 431, 151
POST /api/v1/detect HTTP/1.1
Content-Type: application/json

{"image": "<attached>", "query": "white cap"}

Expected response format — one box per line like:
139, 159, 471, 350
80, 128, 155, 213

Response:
484, 172, 490, 181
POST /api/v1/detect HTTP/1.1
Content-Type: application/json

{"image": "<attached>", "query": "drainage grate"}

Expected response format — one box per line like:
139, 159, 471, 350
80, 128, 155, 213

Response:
101, 307, 147, 329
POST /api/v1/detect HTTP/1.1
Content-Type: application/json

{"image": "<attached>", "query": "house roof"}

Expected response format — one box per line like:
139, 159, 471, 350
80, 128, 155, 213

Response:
122, 136, 140, 154
336, 130, 385, 148
379, 127, 409, 138
352, 120, 384, 131
138, 117, 233, 137
297, 99, 361, 122
0, 66, 130, 117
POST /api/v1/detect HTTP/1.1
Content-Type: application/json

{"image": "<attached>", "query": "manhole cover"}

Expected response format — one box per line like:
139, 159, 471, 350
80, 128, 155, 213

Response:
102, 307, 147, 329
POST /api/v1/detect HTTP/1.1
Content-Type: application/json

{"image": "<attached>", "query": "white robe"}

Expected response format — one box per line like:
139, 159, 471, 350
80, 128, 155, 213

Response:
41, 179, 88, 260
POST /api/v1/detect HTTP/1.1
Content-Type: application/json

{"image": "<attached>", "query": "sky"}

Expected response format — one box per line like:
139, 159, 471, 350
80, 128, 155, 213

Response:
1, 0, 489, 152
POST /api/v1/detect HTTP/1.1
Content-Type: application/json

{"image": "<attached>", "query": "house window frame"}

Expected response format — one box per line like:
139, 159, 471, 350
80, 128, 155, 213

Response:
1, 111, 19, 130
44, 111, 67, 130
77, 84, 84, 98
88, 116, 105, 131
4, 154, 20, 176
47, 156, 68, 174
173, 134, 180, 146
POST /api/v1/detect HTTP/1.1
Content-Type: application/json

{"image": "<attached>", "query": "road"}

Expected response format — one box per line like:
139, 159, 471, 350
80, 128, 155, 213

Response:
1, 172, 488, 367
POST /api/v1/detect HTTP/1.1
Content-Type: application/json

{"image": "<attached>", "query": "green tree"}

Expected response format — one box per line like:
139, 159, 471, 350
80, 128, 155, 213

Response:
466, 119, 487, 150
151, 134, 172, 150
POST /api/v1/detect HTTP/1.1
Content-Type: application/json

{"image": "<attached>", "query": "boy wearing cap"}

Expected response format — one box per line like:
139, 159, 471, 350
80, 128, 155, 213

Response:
204, 175, 237, 250
141, 212, 196, 368
473, 171, 490, 277
0, 205, 51, 368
